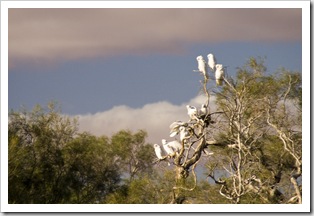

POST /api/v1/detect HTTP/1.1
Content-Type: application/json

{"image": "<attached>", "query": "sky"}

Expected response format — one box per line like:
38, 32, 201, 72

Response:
8, 7, 303, 143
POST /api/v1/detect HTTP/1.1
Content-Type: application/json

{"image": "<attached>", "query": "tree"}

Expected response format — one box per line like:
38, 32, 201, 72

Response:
9, 103, 78, 203
110, 130, 155, 180
154, 56, 302, 204
8, 103, 121, 203
63, 133, 121, 203
265, 71, 302, 204
105, 170, 177, 204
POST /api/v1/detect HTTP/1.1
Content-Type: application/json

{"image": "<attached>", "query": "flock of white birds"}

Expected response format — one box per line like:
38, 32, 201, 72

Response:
153, 53, 222, 162
153, 103, 211, 161
196, 53, 225, 85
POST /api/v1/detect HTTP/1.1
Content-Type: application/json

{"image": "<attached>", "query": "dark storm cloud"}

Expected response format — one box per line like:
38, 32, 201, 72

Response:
9, 8, 301, 66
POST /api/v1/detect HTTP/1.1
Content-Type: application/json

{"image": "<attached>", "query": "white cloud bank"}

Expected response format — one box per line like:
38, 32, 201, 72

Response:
75, 95, 216, 144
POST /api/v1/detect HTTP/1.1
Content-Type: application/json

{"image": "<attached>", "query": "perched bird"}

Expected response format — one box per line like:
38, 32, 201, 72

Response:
196, 55, 209, 79
169, 121, 187, 137
215, 64, 225, 86
162, 139, 182, 152
199, 104, 208, 118
154, 144, 163, 159
198, 104, 214, 127
179, 126, 191, 143
207, 53, 217, 72
186, 105, 198, 121
161, 139, 175, 156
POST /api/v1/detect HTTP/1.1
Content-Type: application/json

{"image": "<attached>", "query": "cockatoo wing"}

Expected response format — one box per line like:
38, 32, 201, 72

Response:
167, 140, 182, 152
169, 121, 187, 129
169, 130, 179, 137
163, 144, 175, 155
170, 121, 189, 137
169, 121, 181, 130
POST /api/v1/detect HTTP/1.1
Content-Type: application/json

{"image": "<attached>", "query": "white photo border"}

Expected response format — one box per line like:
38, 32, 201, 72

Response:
1, 0, 310, 213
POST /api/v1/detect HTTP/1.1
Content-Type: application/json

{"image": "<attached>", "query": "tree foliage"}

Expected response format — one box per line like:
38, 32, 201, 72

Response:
8, 103, 154, 203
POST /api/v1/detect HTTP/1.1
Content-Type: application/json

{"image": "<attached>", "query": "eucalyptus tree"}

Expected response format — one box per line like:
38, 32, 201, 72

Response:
154, 56, 302, 204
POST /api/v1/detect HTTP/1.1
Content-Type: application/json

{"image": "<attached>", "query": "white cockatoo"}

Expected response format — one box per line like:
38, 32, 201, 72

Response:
161, 139, 175, 156
179, 126, 191, 143
215, 64, 225, 86
154, 144, 163, 159
198, 104, 211, 127
162, 139, 182, 152
207, 53, 217, 72
199, 104, 208, 118
169, 121, 187, 137
196, 55, 209, 79
198, 103, 215, 126
186, 105, 198, 121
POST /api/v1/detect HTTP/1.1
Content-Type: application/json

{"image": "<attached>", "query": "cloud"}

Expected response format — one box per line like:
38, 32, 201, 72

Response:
75, 95, 217, 144
9, 8, 301, 66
